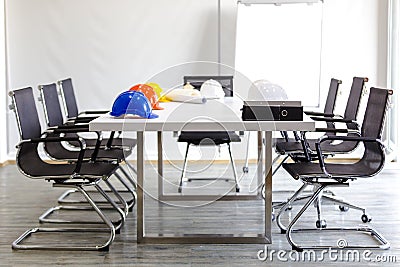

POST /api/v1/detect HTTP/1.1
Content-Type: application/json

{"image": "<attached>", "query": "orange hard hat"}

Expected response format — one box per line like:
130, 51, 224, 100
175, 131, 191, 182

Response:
129, 84, 164, 110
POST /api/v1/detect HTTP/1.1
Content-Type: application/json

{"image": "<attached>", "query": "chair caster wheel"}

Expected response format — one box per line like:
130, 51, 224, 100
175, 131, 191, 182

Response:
242, 166, 249, 173
285, 205, 293, 211
271, 213, 275, 221
178, 188, 182, 193
236, 187, 240, 193
316, 219, 327, 229
339, 205, 349, 212
280, 229, 286, 234
361, 214, 372, 223
115, 228, 121, 234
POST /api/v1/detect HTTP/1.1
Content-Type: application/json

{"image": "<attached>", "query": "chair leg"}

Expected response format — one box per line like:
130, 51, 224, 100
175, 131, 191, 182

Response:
227, 143, 240, 193
178, 143, 190, 193
285, 183, 390, 252
39, 181, 127, 231
12, 183, 116, 251
272, 155, 289, 176
276, 183, 309, 234
57, 169, 136, 209
125, 160, 138, 175
242, 131, 251, 173
119, 164, 137, 190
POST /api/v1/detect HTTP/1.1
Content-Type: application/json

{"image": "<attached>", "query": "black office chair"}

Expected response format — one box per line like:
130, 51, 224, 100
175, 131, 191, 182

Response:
9, 87, 124, 251
177, 76, 241, 193
277, 87, 391, 251
273, 78, 342, 172
275, 77, 367, 169
37, 83, 136, 209
271, 77, 367, 214
57, 77, 136, 150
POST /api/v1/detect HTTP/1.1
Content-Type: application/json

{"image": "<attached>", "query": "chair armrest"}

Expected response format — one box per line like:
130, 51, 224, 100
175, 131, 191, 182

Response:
17, 136, 86, 173
313, 128, 360, 134
310, 116, 357, 124
48, 124, 90, 131
304, 111, 335, 117
47, 126, 91, 134
79, 110, 109, 115
72, 116, 97, 123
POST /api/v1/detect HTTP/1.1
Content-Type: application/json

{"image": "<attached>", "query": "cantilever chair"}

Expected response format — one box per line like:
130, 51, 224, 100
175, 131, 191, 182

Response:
177, 75, 241, 193
37, 83, 136, 209
9, 87, 125, 251
277, 87, 391, 251
57, 78, 136, 150
270, 77, 367, 215
272, 78, 342, 172
274, 77, 367, 172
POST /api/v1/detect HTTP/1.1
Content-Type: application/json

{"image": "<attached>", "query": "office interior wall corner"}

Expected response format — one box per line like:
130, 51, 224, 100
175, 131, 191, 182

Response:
0, 0, 8, 163
220, 0, 238, 70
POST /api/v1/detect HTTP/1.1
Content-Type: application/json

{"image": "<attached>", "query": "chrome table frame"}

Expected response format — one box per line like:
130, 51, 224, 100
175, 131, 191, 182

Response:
89, 99, 314, 244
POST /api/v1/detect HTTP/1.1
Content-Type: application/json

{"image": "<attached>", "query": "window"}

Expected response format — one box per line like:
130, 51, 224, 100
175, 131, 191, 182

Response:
235, 2, 323, 106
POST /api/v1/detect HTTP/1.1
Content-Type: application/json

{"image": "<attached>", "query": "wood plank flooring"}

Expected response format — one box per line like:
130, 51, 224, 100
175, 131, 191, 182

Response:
0, 161, 399, 266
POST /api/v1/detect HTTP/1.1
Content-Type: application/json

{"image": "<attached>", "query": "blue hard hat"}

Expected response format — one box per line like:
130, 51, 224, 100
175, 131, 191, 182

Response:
110, 91, 159, 119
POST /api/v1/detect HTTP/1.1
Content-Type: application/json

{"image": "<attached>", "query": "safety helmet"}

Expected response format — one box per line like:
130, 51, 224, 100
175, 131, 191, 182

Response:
247, 79, 288, 100
110, 91, 158, 119
146, 82, 163, 98
130, 84, 164, 110
200, 79, 225, 99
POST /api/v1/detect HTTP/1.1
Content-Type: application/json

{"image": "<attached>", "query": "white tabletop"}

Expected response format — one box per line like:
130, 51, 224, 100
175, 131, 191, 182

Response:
89, 97, 315, 132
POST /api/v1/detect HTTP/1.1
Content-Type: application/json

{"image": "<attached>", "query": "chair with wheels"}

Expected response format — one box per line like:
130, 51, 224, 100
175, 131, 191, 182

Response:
275, 77, 367, 166
271, 77, 368, 214
273, 78, 343, 172
177, 75, 241, 193
277, 87, 392, 251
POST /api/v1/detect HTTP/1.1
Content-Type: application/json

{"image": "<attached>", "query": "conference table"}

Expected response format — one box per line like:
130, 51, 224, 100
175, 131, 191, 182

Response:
89, 97, 315, 244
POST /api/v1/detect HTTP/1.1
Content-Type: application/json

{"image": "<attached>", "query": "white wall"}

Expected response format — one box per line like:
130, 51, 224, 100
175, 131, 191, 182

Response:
0, 0, 7, 163
5, 0, 389, 162
5, 0, 226, 161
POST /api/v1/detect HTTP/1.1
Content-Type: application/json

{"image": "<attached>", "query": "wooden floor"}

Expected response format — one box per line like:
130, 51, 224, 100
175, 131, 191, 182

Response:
0, 161, 399, 266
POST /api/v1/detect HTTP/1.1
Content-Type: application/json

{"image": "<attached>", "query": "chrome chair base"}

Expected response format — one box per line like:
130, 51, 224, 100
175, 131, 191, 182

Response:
276, 181, 389, 251
57, 170, 136, 210
12, 183, 116, 251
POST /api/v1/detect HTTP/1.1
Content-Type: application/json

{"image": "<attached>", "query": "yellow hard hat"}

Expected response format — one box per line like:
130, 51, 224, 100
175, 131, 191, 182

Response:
146, 82, 163, 98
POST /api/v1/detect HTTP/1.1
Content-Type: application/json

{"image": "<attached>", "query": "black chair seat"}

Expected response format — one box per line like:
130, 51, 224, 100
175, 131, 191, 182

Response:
275, 136, 359, 154
17, 142, 122, 178
283, 161, 379, 180
178, 131, 241, 145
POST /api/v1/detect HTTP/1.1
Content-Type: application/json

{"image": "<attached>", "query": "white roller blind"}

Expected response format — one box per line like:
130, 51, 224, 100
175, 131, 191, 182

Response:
235, 2, 323, 106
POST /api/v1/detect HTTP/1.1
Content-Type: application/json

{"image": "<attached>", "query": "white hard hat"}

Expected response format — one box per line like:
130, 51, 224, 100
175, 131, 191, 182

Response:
200, 79, 225, 99
248, 79, 288, 100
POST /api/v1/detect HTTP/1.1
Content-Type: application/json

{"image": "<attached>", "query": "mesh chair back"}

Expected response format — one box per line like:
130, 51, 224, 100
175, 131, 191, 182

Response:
323, 78, 341, 114
58, 78, 79, 119
183, 75, 234, 97
362, 87, 390, 139
39, 83, 64, 127
343, 77, 367, 120
10, 87, 42, 140
356, 87, 391, 177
